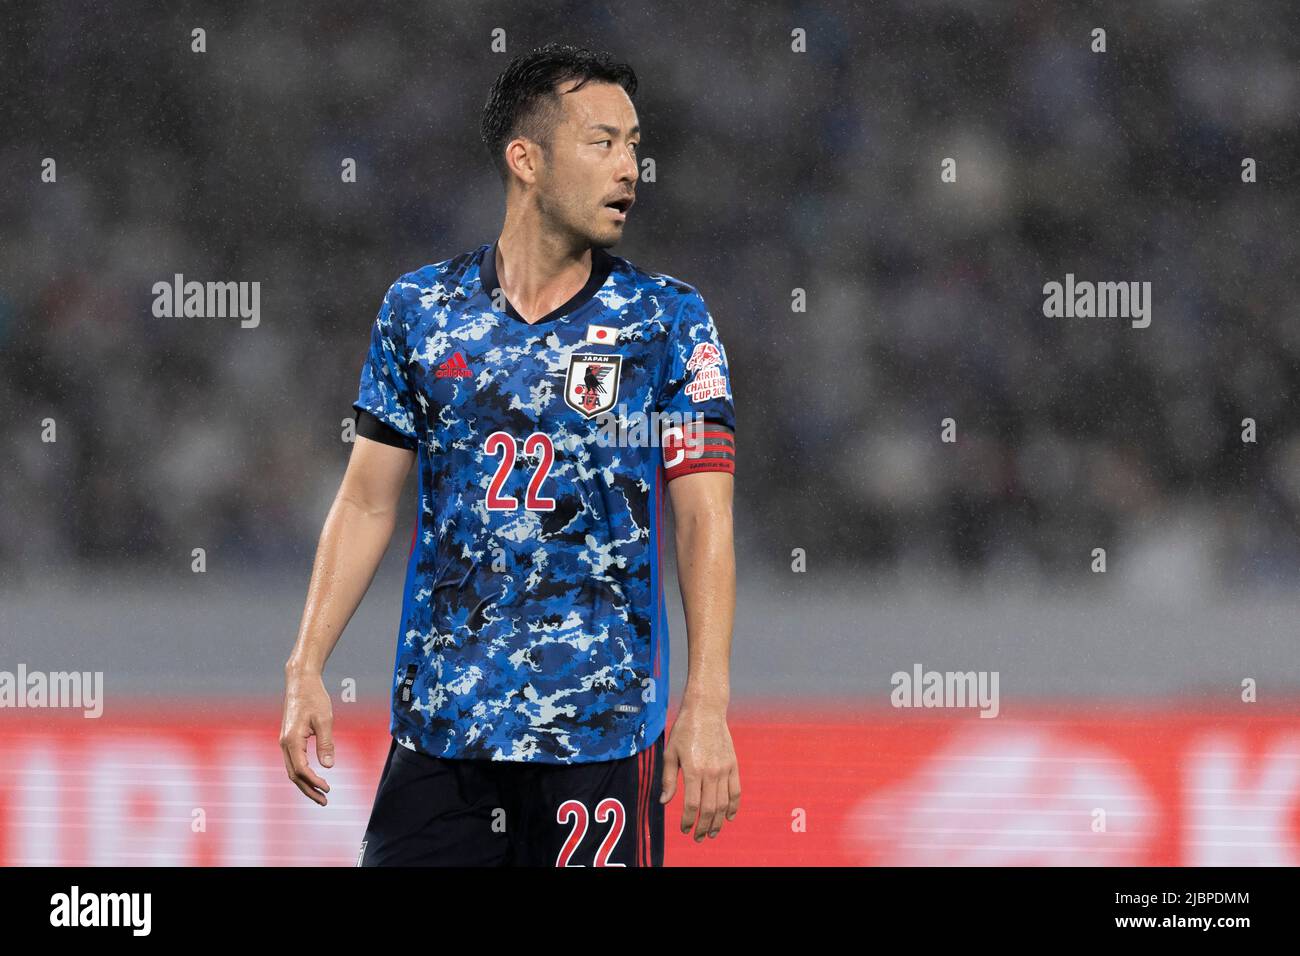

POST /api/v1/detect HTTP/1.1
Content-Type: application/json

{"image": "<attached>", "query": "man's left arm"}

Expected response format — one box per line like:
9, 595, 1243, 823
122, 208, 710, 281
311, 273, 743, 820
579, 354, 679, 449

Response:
660, 469, 741, 842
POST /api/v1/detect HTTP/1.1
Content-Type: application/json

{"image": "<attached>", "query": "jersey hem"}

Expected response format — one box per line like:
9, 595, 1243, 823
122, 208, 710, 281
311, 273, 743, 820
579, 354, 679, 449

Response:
388, 708, 667, 765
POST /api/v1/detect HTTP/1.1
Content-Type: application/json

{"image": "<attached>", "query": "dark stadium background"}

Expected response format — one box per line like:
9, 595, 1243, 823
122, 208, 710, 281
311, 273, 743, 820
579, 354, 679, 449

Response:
2, 1, 1299, 865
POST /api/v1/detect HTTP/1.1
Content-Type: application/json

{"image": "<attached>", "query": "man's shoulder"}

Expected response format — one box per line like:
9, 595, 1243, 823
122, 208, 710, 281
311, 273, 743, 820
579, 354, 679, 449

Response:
385, 244, 491, 310
609, 251, 698, 297
605, 251, 706, 326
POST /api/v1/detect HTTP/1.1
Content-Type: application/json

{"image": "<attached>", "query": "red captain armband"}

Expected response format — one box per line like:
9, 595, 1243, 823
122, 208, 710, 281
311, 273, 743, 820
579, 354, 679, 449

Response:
661, 419, 735, 481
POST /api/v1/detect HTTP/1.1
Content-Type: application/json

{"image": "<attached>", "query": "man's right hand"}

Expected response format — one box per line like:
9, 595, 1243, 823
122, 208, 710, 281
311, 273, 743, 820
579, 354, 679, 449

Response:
280, 668, 335, 806
279, 434, 414, 806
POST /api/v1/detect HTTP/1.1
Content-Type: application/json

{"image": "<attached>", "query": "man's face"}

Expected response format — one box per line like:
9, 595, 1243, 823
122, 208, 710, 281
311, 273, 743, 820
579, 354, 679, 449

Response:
531, 79, 640, 248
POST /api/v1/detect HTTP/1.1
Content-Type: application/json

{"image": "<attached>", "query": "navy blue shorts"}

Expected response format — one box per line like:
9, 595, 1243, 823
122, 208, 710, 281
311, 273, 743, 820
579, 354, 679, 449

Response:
357, 733, 665, 866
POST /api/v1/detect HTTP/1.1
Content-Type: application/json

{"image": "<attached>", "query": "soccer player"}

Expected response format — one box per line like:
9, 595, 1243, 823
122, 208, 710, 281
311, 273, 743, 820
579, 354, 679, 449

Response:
280, 43, 739, 866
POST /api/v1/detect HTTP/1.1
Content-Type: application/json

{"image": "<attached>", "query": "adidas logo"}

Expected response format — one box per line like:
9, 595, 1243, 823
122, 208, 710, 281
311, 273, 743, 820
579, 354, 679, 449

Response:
436, 351, 474, 378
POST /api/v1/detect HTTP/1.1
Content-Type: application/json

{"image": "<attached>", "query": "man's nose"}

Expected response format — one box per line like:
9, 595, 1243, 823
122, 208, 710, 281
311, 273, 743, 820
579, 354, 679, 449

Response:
617, 147, 638, 182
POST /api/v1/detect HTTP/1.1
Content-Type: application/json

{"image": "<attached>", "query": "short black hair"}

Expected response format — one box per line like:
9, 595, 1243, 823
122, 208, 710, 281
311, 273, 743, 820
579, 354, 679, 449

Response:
480, 43, 638, 186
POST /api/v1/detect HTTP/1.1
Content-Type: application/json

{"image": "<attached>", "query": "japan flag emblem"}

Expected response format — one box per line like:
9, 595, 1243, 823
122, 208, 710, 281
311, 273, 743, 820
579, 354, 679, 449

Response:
585, 323, 620, 345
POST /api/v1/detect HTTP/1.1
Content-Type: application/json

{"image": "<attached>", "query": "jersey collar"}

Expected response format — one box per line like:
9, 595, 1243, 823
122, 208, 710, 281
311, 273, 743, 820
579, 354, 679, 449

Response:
478, 238, 614, 326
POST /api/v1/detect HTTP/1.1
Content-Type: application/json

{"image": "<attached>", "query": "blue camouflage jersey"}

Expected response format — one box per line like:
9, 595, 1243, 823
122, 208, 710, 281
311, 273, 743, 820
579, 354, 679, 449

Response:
352, 239, 736, 763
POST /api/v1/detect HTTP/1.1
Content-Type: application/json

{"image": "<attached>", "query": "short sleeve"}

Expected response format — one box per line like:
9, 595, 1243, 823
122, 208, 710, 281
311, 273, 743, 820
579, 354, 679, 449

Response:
352, 280, 419, 441
655, 289, 736, 481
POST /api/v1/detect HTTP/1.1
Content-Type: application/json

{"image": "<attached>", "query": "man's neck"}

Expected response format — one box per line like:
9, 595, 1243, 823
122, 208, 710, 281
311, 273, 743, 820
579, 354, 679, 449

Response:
494, 225, 593, 325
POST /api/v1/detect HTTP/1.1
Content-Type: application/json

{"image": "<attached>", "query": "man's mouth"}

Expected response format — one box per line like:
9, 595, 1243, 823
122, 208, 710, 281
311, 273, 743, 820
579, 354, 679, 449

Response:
603, 196, 635, 219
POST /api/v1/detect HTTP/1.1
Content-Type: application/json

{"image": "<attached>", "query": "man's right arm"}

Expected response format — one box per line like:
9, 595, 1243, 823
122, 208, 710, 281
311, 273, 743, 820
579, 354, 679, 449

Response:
279, 435, 415, 806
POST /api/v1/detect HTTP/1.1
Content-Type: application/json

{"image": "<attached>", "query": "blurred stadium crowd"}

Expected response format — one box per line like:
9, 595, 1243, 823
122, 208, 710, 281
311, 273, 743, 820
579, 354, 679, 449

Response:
2, 1, 1298, 590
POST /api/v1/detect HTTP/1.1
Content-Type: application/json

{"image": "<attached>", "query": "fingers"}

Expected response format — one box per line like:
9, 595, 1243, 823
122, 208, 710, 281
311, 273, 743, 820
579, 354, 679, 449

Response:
679, 769, 703, 838
697, 775, 724, 842
690, 775, 714, 841
291, 772, 328, 806
659, 728, 741, 841
725, 764, 741, 821
680, 765, 738, 841
314, 713, 336, 769
660, 741, 679, 804
280, 726, 330, 806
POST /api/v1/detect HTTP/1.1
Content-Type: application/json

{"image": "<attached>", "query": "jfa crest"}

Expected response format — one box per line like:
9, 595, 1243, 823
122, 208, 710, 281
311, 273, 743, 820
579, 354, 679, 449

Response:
565, 352, 622, 419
